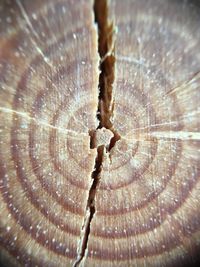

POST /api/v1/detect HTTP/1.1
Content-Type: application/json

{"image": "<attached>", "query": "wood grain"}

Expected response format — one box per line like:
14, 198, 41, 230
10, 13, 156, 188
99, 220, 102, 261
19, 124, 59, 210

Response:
0, 0, 200, 267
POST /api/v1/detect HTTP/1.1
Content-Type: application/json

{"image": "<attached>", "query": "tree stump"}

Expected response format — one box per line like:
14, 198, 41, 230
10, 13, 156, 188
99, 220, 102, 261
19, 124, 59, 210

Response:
0, 0, 200, 267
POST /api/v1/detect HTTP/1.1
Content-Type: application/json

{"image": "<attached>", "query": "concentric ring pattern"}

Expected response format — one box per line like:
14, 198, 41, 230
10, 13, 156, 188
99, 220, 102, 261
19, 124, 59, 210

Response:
86, 1, 200, 266
0, 0, 99, 266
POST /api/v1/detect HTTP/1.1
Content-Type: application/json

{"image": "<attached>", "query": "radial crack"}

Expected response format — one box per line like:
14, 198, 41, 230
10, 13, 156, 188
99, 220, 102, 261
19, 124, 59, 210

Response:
94, 0, 120, 152
73, 0, 117, 266
73, 144, 103, 267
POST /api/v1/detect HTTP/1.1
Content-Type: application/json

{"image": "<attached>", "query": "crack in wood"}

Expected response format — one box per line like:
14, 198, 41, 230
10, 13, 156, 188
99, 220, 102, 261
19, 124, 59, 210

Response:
73, 0, 117, 266
94, 0, 120, 152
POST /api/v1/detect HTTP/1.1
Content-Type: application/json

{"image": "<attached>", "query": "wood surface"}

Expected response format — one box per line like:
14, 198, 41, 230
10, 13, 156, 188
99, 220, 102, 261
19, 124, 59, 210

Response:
0, 0, 200, 267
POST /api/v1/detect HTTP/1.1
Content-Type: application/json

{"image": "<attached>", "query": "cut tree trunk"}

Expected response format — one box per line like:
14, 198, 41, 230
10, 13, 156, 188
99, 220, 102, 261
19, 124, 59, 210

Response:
0, 0, 200, 267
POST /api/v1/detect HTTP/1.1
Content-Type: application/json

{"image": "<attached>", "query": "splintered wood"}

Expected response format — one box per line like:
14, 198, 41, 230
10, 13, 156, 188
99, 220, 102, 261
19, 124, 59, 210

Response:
0, 0, 200, 267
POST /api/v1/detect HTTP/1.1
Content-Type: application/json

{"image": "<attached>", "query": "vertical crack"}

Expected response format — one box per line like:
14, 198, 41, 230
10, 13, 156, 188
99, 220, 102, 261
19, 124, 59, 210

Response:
73, 0, 117, 266
94, 0, 115, 130
73, 142, 103, 267
94, 0, 120, 150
